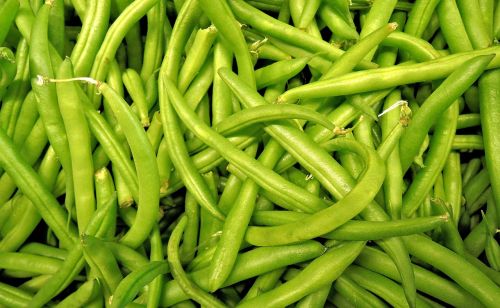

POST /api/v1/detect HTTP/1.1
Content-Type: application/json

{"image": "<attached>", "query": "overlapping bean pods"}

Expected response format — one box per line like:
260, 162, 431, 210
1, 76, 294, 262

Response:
0, 0, 500, 307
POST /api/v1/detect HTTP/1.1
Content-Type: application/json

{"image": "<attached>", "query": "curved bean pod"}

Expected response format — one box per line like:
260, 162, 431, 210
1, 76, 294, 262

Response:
245, 138, 384, 246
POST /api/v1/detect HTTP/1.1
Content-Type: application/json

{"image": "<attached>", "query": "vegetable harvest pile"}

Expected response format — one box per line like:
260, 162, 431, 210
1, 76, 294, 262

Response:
1, 0, 500, 306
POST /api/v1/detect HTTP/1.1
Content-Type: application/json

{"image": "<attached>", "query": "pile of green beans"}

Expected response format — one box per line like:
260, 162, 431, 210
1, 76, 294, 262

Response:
1, 0, 500, 306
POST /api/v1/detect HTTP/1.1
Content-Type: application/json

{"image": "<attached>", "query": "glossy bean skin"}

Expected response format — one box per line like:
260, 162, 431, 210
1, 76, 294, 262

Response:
159, 0, 225, 222
56, 59, 96, 233
479, 68, 500, 223
30, 2, 75, 219
278, 47, 500, 103
228, 0, 376, 69
0, 0, 19, 46
402, 102, 459, 217
399, 55, 493, 171
97, 82, 160, 248
165, 76, 329, 213
456, 0, 493, 49
161, 241, 325, 306
55, 279, 101, 308
0, 128, 77, 248
404, 234, 500, 307
251, 210, 446, 240
238, 241, 365, 308
245, 139, 384, 246
167, 216, 226, 308
110, 261, 169, 308
88, 0, 159, 105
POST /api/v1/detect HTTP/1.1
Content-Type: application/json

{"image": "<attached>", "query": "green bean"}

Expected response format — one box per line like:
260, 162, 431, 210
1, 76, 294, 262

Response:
464, 195, 497, 256
0, 282, 32, 307
243, 268, 286, 300
252, 210, 447, 240
69, 0, 110, 76
228, 0, 376, 70
1, 40, 30, 139
12, 91, 37, 146
164, 76, 327, 213
219, 68, 359, 201
288, 0, 322, 39
479, 68, 500, 222
323, 23, 398, 81
495, 2, 500, 40
0, 145, 63, 252
161, 240, 325, 306
463, 158, 483, 187
178, 26, 217, 93
451, 135, 484, 151
357, 246, 483, 307
457, 113, 481, 129
89, 0, 159, 105
146, 112, 163, 153
93, 82, 160, 248
212, 40, 234, 125
268, 38, 333, 74
0, 0, 19, 46
404, 234, 500, 306
0, 47, 16, 101
278, 47, 500, 103
167, 216, 226, 308
94, 168, 117, 239
107, 242, 149, 272
244, 138, 384, 246
399, 55, 493, 171
180, 192, 199, 264
156, 138, 172, 195
333, 275, 388, 308
19, 243, 68, 261
344, 265, 430, 308
0, 252, 62, 276
295, 284, 330, 308
442, 152, 462, 225
182, 56, 214, 111
404, 0, 441, 39
215, 104, 335, 134
238, 241, 365, 308
46, 0, 65, 57
110, 261, 169, 308
159, 0, 225, 221
328, 292, 354, 308
29, 191, 118, 307
55, 279, 101, 308
457, 0, 492, 49
140, 0, 165, 81
381, 32, 440, 62
206, 146, 262, 291
0, 127, 77, 248
318, 4, 359, 41
436, 0, 473, 53
147, 226, 165, 308
295, 0, 320, 29
122, 68, 150, 127
464, 169, 490, 209
255, 56, 310, 89
197, 170, 222, 253
468, 187, 491, 215
82, 235, 123, 301
199, 0, 256, 87
56, 59, 96, 233
403, 102, 459, 217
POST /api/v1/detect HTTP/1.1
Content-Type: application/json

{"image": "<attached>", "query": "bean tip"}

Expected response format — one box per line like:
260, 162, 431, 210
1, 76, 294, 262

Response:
388, 22, 398, 31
